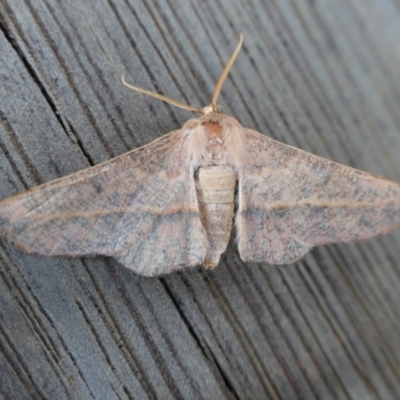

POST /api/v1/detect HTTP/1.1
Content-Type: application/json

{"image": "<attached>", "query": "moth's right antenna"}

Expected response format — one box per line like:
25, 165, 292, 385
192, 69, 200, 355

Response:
211, 34, 243, 113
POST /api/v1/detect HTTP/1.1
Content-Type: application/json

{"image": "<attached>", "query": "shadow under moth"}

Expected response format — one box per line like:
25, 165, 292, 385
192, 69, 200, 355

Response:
1, 36, 400, 276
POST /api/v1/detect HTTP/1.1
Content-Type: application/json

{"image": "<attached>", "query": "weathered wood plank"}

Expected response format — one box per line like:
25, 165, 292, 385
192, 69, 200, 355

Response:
1, 0, 400, 398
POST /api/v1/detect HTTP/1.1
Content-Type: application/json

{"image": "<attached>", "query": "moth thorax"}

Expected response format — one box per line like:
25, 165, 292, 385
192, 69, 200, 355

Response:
196, 165, 236, 268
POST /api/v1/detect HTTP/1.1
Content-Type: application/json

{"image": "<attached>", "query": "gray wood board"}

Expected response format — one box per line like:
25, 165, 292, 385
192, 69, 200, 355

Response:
1, 0, 400, 399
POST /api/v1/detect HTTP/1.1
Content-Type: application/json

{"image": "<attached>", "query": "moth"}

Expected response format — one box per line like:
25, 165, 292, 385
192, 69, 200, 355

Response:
1, 36, 400, 276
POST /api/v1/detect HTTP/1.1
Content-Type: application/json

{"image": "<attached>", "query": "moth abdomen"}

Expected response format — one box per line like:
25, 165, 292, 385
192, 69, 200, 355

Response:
196, 165, 236, 268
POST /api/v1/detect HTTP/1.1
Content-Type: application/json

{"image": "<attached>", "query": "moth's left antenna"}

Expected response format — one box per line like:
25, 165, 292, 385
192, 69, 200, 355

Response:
121, 75, 204, 114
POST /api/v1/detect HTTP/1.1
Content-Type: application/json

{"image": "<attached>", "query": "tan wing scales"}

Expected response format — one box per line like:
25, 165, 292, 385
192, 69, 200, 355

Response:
0, 131, 207, 276
236, 128, 400, 265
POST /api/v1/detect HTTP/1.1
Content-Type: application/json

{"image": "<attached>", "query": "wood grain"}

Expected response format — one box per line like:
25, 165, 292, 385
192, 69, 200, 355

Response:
1, 0, 400, 398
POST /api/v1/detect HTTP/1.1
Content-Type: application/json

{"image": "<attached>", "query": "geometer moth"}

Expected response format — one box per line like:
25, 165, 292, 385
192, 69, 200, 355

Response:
1, 36, 400, 276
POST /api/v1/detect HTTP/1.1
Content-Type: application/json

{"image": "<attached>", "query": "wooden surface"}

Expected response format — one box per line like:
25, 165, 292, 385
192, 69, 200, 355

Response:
1, 1, 400, 399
